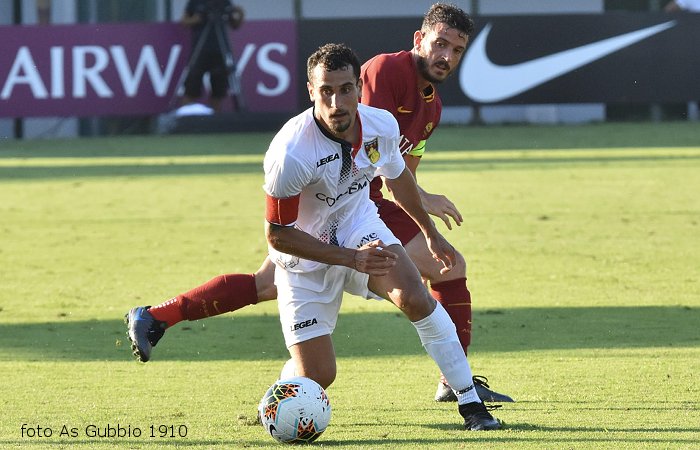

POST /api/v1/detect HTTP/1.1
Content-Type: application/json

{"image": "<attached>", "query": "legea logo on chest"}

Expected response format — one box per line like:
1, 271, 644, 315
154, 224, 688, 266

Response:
317, 153, 339, 167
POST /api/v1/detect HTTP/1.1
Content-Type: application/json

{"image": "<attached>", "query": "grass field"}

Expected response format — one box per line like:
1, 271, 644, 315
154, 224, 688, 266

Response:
1, 122, 699, 449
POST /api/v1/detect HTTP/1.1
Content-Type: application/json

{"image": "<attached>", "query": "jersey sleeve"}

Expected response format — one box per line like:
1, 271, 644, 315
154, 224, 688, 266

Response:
263, 149, 312, 226
374, 113, 406, 180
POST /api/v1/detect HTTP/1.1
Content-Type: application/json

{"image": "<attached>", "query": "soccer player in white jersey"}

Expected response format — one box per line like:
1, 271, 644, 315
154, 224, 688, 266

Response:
262, 42, 500, 431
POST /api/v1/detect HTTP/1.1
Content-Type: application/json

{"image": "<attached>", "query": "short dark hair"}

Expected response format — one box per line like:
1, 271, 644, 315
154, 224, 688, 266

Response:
421, 3, 474, 38
306, 43, 361, 83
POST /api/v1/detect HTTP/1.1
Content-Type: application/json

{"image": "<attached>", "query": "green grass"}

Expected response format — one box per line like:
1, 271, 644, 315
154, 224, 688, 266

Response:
1, 122, 699, 449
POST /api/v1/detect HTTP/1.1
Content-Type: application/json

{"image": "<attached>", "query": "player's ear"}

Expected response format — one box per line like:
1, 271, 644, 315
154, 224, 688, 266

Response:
307, 81, 315, 101
413, 30, 424, 49
356, 78, 363, 96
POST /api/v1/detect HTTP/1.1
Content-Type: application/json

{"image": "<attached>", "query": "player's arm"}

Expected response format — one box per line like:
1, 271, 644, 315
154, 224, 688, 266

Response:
264, 195, 397, 276
265, 222, 396, 276
390, 145, 463, 230
384, 168, 456, 274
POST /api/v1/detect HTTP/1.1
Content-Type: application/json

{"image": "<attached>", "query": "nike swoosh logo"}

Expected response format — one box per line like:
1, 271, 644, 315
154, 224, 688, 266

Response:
397, 106, 413, 113
460, 21, 676, 103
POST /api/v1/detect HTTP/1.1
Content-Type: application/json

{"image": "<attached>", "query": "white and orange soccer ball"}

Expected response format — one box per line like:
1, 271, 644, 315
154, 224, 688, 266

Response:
258, 376, 332, 444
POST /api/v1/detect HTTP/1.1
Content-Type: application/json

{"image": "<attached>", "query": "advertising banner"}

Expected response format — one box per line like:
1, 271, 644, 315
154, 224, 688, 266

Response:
0, 20, 297, 118
298, 12, 700, 105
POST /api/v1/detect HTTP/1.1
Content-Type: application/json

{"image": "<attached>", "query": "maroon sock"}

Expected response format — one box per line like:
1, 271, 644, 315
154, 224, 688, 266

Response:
149, 273, 258, 327
430, 277, 472, 354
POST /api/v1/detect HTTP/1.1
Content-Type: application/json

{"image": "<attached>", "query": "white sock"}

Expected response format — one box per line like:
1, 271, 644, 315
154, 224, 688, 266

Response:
412, 302, 481, 405
279, 358, 297, 379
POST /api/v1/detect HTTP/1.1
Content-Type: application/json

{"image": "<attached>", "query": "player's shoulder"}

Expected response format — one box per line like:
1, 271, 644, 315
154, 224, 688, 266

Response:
358, 104, 400, 136
362, 51, 411, 73
273, 108, 314, 144
267, 109, 317, 159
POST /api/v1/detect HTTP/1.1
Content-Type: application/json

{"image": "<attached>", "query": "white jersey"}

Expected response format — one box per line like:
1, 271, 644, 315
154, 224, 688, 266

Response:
263, 103, 406, 273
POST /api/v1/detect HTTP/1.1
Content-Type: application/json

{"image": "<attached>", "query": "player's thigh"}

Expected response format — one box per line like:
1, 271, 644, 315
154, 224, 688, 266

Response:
276, 267, 344, 346
288, 335, 336, 389
404, 232, 467, 283
367, 243, 435, 321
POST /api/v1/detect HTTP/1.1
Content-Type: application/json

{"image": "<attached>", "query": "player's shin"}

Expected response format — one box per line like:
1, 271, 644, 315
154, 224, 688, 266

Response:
411, 302, 480, 405
430, 277, 472, 353
148, 273, 258, 326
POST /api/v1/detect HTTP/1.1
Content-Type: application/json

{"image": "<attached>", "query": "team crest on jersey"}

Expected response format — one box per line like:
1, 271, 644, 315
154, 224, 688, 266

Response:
423, 122, 434, 137
364, 138, 380, 164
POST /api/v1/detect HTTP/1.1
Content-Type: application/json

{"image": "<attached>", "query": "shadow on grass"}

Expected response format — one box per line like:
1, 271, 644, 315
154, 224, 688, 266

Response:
0, 306, 697, 362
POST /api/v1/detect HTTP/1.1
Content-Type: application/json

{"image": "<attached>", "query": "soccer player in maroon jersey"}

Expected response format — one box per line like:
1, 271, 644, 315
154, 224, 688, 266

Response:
126, 2, 512, 404
360, 2, 512, 403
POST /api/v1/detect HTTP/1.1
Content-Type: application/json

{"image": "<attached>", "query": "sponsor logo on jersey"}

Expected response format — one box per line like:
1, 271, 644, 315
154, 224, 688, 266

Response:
397, 106, 413, 114
357, 232, 379, 247
317, 153, 339, 167
314, 174, 372, 207
423, 122, 433, 137
364, 138, 380, 164
398, 135, 414, 155
291, 317, 318, 331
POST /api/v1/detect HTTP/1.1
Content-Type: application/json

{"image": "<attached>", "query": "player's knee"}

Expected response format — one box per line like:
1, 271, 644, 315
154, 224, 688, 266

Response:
256, 284, 277, 302
254, 270, 277, 302
397, 290, 436, 322
449, 250, 467, 277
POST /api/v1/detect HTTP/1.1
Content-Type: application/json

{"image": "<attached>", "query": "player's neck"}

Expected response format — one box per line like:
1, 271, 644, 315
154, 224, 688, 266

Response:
410, 49, 434, 93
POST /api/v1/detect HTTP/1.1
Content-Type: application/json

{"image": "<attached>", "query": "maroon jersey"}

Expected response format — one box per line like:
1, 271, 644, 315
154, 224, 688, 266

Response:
361, 51, 442, 202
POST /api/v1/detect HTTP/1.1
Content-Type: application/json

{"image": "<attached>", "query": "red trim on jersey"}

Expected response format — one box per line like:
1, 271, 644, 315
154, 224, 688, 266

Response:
265, 194, 300, 225
352, 113, 363, 158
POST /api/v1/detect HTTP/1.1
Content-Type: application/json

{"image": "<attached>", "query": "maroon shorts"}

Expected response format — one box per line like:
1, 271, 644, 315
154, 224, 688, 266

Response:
375, 198, 421, 246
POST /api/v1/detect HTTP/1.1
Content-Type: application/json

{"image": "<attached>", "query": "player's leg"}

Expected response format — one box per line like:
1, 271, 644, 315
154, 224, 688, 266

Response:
285, 336, 337, 389
275, 266, 345, 389
365, 243, 500, 430
406, 233, 513, 402
379, 199, 513, 403
405, 233, 471, 347
378, 199, 472, 350
125, 257, 277, 363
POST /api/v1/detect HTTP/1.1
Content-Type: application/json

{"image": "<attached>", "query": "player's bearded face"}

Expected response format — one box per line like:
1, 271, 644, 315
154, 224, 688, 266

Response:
308, 65, 360, 140
416, 23, 468, 84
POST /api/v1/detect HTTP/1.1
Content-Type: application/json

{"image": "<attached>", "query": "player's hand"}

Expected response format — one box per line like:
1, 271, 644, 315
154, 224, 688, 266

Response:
352, 240, 397, 276
425, 233, 456, 274
421, 192, 463, 230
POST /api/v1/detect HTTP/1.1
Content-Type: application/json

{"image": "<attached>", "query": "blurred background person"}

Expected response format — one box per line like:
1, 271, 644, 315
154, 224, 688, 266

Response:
179, 0, 245, 113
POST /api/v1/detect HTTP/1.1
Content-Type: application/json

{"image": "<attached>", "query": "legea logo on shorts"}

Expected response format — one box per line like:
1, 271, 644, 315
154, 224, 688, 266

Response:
291, 318, 318, 331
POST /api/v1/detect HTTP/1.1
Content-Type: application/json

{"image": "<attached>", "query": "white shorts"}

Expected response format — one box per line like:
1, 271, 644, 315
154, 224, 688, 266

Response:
275, 214, 401, 347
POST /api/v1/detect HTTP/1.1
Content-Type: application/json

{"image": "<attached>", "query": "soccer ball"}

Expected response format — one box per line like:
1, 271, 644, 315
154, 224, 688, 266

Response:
258, 376, 332, 444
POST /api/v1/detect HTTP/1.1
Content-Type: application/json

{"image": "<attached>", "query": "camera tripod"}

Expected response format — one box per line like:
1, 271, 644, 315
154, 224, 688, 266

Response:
171, 14, 245, 112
